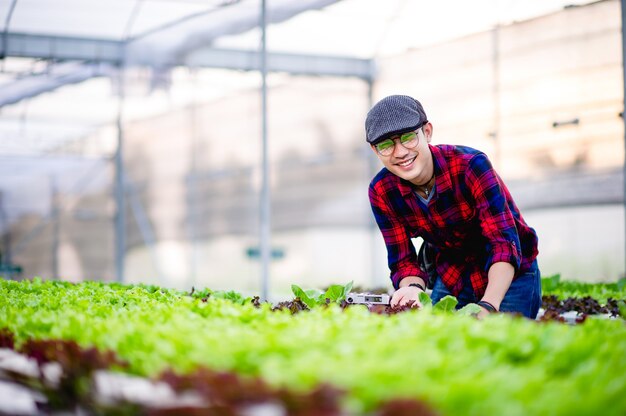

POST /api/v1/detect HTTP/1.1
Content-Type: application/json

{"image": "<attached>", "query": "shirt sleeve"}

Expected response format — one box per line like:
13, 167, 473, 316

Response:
464, 153, 522, 273
368, 182, 426, 289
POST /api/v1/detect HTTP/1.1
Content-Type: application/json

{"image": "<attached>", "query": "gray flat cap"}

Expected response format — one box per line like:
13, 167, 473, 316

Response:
365, 95, 428, 144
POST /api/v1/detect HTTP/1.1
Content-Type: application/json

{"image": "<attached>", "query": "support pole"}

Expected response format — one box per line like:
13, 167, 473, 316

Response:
51, 176, 59, 280
259, 0, 271, 301
0, 192, 11, 275
189, 72, 200, 290
622, 0, 626, 277
115, 68, 126, 283
366, 80, 378, 287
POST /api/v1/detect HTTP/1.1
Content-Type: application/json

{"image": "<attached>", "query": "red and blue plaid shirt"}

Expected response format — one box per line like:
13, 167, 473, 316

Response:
368, 144, 538, 298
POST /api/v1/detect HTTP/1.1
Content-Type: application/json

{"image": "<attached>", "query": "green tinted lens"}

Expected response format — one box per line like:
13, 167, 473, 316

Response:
375, 139, 395, 154
400, 132, 417, 145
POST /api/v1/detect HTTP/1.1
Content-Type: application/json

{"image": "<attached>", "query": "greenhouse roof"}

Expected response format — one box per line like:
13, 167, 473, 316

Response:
0, 0, 595, 112
0, 0, 597, 168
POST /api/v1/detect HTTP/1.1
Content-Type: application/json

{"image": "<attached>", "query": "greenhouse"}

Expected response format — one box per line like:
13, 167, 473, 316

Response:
1, 0, 625, 415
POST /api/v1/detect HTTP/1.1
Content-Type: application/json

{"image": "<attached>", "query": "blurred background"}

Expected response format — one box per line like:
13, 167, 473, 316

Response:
0, 0, 623, 299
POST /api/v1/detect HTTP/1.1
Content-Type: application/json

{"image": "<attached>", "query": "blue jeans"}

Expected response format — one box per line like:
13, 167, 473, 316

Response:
430, 261, 542, 319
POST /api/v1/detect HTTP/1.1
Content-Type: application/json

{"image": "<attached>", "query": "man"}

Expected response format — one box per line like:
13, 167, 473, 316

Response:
366, 95, 540, 318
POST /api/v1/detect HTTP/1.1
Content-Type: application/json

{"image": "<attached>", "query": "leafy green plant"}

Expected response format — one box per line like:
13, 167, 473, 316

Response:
2, 279, 626, 416
541, 273, 562, 292
417, 292, 483, 316
418, 291, 432, 309
290, 281, 353, 308
542, 274, 626, 303
189, 287, 253, 305
619, 300, 626, 319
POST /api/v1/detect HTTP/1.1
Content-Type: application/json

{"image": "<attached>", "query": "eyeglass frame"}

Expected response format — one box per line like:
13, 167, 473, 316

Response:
372, 124, 427, 156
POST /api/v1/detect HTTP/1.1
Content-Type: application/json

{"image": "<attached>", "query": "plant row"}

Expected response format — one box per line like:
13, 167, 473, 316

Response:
1, 278, 626, 416
540, 274, 626, 303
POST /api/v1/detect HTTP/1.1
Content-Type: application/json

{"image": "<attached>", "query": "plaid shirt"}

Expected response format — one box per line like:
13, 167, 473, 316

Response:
369, 144, 538, 298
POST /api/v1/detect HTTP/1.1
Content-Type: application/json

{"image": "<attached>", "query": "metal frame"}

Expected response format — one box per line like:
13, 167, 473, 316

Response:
0, 33, 375, 81
0, 5, 376, 291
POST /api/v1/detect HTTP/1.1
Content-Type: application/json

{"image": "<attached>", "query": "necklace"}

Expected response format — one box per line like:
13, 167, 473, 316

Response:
423, 183, 432, 197
418, 171, 435, 197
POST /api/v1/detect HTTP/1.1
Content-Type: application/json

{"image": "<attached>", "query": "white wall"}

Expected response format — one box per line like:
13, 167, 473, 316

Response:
525, 204, 625, 282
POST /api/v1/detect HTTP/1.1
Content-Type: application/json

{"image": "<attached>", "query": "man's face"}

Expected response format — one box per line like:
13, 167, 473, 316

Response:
371, 123, 433, 184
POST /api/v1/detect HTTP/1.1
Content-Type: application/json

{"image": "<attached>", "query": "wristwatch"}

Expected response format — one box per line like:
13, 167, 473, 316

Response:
477, 300, 498, 312
408, 283, 425, 291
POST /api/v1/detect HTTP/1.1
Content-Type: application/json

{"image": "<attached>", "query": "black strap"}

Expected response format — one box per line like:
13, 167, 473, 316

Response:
417, 241, 436, 289
477, 300, 498, 313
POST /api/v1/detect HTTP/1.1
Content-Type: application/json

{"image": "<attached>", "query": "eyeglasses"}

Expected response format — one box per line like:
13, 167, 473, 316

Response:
374, 129, 421, 156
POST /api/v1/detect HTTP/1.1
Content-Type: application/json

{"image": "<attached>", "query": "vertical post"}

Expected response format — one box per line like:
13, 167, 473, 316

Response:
260, 0, 271, 301
622, 0, 626, 277
0, 192, 11, 274
189, 71, 199, 289
366, 80, 378, 287
51, 176, 59, 279
1, 0, 18, 71
115, 67, 126, 283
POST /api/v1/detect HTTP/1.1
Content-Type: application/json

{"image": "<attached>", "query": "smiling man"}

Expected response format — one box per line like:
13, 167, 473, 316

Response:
366, 95, 541, 318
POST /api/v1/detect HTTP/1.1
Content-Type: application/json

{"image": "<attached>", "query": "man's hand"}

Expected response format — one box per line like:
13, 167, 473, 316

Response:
475, 299, 499, 319
390, 285, 424, 308
476, 305, 491, 319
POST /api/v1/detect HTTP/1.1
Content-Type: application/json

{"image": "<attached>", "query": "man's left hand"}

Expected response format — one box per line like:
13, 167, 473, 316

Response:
476, 305, 491, 320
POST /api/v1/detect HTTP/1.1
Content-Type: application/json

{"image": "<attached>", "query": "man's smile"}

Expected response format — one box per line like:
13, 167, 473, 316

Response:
395, 156, 416, 169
